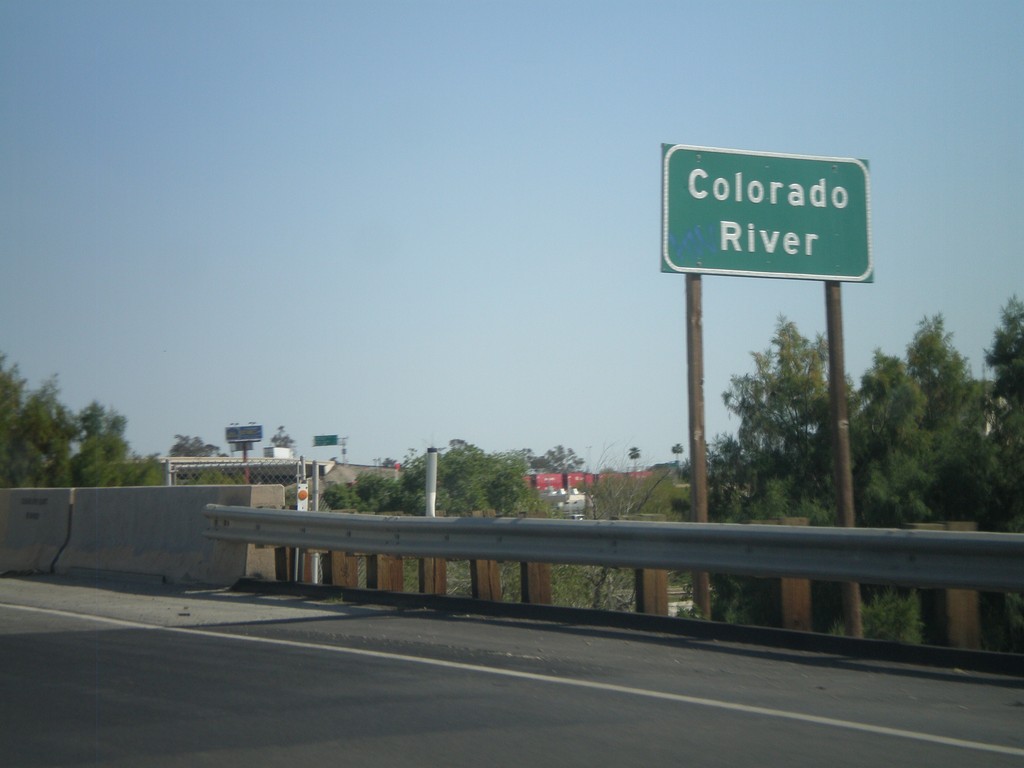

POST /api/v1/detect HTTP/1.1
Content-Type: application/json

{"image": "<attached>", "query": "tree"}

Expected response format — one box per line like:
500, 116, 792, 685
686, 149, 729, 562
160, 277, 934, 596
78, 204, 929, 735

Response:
12, 377, 77, 487
526, 445, 585, 473
985, 296, 1024, 533
705, 433, 748, 522
906, 315, 976, 431
671, 443, 684, 475
394, 442, 537, 517
71, 402, 161, 487
717, 317, 834, 523
563, 464, 684, 611
982, 297, 1024, 651
589, 468, 669, 521
853, 351, 931, 528
322, 481, 359, 510
908, 316, 991, 524
694, 308, 1023, 646
987, 296, 1024, 404
271, 426, 295, 449
852, 316, 992, 528
0, 351, 170, 489
169, 435, 222, 457
0, 356, 77, 488
352, 473, 400, 512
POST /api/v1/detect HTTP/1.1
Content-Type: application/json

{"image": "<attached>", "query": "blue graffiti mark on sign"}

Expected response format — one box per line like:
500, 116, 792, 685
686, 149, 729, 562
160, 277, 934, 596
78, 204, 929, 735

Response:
669, 223, 718, 265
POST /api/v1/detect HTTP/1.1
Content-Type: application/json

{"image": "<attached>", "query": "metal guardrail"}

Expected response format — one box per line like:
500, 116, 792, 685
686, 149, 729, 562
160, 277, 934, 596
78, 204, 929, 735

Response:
204, 505, 1024, 593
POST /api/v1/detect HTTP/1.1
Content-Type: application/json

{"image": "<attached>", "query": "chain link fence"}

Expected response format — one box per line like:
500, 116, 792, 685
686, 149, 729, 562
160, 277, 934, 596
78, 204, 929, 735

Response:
162, 457, 305, 487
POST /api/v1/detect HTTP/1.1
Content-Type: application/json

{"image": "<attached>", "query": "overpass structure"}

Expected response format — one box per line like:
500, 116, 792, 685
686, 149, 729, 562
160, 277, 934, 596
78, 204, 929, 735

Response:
3, 486, 1024, 764
2, 486, 1024, 658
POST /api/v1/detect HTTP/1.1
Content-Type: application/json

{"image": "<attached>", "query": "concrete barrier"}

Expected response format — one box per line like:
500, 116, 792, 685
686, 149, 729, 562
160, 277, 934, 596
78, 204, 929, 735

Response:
0, 489, 75, 574
54, 485, 283, 585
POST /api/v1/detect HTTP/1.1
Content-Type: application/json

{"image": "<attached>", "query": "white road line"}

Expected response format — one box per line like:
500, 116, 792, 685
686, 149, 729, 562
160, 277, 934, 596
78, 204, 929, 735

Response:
5, 602, 1023, 758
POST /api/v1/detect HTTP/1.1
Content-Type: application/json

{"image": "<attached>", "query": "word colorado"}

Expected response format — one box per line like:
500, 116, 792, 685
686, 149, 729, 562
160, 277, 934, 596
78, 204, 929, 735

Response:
688, 168, 848, 256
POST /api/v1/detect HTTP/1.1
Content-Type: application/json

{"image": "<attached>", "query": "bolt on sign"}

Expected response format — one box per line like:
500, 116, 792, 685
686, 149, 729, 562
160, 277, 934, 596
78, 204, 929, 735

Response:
662, 145, 872, 282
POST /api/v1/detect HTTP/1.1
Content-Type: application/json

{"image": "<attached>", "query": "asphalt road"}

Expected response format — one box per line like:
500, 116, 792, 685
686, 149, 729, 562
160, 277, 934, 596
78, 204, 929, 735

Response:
1, 576, 1022, 767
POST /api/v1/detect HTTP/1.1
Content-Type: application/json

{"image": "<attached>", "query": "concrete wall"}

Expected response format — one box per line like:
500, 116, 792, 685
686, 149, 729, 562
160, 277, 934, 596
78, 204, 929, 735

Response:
0, 488, 75, 574
0, 485, 283, 585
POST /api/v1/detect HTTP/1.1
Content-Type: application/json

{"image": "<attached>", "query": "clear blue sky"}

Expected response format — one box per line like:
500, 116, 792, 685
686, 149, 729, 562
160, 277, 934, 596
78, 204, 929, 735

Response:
2, 1, 1021, 468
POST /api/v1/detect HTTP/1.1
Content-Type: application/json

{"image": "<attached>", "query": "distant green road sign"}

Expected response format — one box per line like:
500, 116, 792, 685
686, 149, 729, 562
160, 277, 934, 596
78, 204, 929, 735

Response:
662, 145, 872, 281
313, 434, 339, 447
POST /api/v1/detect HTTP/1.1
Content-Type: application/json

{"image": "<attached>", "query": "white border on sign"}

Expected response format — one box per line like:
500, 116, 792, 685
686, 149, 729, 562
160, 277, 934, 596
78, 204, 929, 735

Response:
661, 144, 873, 282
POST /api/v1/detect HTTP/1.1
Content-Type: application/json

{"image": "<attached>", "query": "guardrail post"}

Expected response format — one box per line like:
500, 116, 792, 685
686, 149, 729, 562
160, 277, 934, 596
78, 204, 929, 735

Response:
519, 509, 551, 604
418, 509, 447, 594
275, 547, 293, 581
327, 552, 359, 588
749, 518, 813, 630
470, 511, 502, 601
635, 569, 669, 615
520, 562, 552, 604
470, 559, 502, 601
779, 576, 813, 632
419, 557, 447, 594
944, 522, 981, 649
368, 555, 404, 591
910, 522, 982, 649
774, 518, 812, 631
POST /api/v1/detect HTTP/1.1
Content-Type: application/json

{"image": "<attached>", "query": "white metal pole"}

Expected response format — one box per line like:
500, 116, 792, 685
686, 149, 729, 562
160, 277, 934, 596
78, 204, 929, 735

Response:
311, 460, 319, 512
425, 447, 438, 517
294, 455, 305, 581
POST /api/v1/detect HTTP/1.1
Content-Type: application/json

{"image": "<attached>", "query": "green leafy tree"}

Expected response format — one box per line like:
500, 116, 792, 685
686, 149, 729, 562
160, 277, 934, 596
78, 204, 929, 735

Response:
853, 351, 932, 527
12, 377, 77, 487
628, 446, 641, 468
271, 426, 295, 449
715, 318, 834, 524
526, 445, 585, 473
169, 435, 222, 457
705, 433, 748, 522
394, 441, 536, 516
906, 315, 975, 431
985, 296, 1024, 533
0, 356, 77, 488
71, 402, 160, 486
987, 296, 1024, 404
322, 481, 359, 511
854, 316, 992, 528
695, 307, 1023, 646
907, 316, 993, 523
353, 473, 400, 512
978, 315, 1024, 664
980, 299, 1023, 651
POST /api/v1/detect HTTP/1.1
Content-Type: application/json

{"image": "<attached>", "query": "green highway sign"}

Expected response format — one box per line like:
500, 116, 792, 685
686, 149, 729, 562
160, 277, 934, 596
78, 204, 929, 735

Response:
313, 434, 339, 447
662, 145, 872, 282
